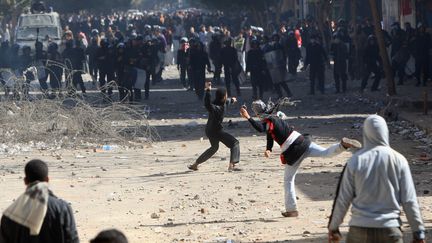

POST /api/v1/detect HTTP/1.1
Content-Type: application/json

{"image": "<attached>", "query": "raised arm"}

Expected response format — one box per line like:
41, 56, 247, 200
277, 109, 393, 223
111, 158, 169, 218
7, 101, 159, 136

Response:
204, 88, 214, 112
240, 107, 266, 132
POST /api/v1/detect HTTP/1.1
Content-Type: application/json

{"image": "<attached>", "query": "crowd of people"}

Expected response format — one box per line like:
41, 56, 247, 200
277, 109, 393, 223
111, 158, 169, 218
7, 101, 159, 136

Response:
0, 4, 430, 243
1, 4, 430, 102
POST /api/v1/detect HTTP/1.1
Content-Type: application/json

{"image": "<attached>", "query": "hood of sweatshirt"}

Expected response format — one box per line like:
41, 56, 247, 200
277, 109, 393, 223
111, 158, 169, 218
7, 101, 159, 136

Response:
363, 115, 389, 149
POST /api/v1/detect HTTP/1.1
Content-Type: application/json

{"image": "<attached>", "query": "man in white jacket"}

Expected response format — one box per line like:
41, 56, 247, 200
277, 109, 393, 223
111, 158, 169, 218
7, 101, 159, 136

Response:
328, 115, 426, 243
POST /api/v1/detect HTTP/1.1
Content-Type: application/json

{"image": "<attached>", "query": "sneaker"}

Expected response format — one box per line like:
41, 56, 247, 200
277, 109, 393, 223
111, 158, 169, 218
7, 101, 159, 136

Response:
187, 163, 198, 171
341, 137, 362, 149
281, 211, 299, 217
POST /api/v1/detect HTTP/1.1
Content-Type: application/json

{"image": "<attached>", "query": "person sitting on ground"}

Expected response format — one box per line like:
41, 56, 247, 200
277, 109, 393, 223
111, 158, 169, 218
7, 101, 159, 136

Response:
0, 159, 79, 243
90, 229, 128, 243
328, 115, 425, 243
240, 100, 361, 217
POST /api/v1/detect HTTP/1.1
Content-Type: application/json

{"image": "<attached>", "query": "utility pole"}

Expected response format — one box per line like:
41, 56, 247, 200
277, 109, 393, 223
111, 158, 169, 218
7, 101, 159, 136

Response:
368, 0, 396, 95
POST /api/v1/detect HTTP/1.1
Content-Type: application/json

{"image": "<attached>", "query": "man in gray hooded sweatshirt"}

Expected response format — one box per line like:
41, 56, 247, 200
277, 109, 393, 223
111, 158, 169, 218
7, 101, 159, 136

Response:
328, 115, 425, 243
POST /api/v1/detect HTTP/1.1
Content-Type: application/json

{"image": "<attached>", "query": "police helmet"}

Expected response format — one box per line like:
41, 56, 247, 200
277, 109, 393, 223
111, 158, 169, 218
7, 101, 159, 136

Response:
48, 42, 58, 52
180, 37, 188, 44
91, 29, 99, 36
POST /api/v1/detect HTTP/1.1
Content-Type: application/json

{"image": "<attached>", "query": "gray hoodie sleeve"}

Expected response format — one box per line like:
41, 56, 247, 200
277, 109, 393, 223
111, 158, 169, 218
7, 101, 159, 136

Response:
400, 160, 425, 233
328, 162, 355, 231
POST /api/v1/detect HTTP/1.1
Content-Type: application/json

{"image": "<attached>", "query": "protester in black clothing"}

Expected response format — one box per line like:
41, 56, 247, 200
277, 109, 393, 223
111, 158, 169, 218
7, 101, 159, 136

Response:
140, 37, 157, 100
390, 23, 408, 85
263, 34, 292, 98
330, 32, 349, 93
189, 40, 211, 100
188, 81, 240, 171
62, 40, 74, 89
209, 34, 223, 84
72, 40, 87, 94
115, 43, 128, 101
34, 41, 49, 92
285, 31, 301, 76
361, 35, 382, 92
20, 46, 33, 97
62, 40, 86, 94
46, 42, 63, 97
413, 24, 431, 87
303, 35, 328, 95
97, 39, 115, 96
86, 38, 99, 85
0, 159, 79, 243
124, 39, 139, 101
9, 44, 21, 74
177, 37, 189, 88
220, 38, 241, 97
246, 38, 267, 99
392, 41, 410, 85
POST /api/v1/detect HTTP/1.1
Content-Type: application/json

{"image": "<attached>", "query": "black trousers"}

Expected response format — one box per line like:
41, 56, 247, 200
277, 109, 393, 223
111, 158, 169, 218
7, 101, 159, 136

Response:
118, 70, 132, 102
392, 60, 406, 85
89, 60, 98, 80
415, 57, 430, 86
99, 69, 114, 95
274, 82, 292, 98
224, 65, 240, 97
71, 71, 86, 93
361, 63, 381, 91
288, 57, 299, 75
334, 61, 347, 93
250, 71, 264, 100
196, 130, 240, 164
47, 66, 63, 91
310, 65, 325, 94
179, 66, 187, 87
212, 59, 222, 84
144, 71, 151, 99
192, 68, 206, 100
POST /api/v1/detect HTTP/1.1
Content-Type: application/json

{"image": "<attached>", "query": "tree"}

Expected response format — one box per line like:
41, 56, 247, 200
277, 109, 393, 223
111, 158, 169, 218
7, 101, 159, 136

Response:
368, 0, 396, 95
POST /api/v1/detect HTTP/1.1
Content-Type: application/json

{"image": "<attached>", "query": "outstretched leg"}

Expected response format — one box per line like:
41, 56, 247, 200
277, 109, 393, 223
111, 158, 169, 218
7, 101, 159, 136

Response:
307, 138, 361, 158
188, 137, 219, 170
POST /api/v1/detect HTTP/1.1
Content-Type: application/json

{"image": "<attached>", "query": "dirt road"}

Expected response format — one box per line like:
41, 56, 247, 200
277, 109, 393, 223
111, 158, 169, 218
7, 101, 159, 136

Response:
1, 66, 431, 242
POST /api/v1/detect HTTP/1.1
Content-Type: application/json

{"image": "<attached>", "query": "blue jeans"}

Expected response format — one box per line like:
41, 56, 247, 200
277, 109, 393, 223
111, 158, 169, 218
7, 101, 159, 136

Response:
284, 142, 344, 211
347, 226, 403, 243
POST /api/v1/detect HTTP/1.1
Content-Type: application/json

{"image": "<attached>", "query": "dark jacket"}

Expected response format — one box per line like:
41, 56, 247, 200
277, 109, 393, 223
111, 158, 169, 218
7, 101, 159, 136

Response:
0, 191, 79, 243
220, 46, 237, 67
189, 48, 210, 71
304, 42, 327, 67
96, 46, 115, 71
363, 43, 381, 67
248, 116, 310, 165
204, 89, 225, 135
177, 49, 188, 68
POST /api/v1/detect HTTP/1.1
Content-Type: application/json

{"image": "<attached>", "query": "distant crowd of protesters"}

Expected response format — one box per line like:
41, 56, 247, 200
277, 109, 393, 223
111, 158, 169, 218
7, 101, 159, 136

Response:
0, 3, 431, 101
